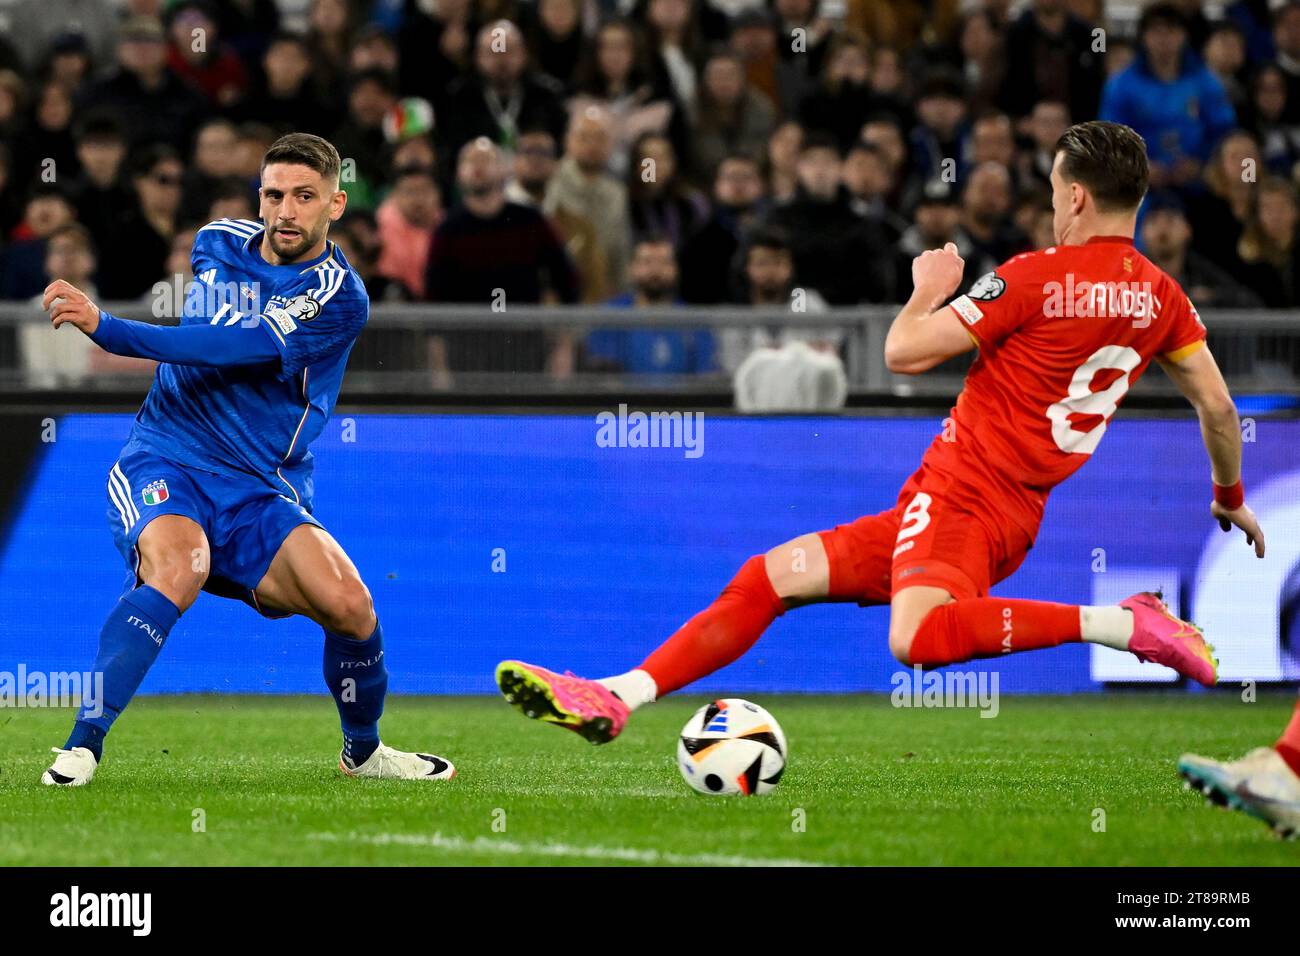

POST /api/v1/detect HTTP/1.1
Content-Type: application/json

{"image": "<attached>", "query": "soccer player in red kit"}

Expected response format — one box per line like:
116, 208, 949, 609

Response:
495, 121, 1268, 745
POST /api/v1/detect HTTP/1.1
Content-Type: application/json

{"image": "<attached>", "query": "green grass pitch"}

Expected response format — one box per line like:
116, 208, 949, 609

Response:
2, 692, 1296, 866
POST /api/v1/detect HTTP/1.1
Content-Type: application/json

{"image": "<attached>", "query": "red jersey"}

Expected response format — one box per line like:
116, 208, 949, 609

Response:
923, 235, 1207, 536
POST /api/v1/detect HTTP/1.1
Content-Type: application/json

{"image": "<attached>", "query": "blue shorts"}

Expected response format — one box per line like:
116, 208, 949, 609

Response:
106, 448, 322, 616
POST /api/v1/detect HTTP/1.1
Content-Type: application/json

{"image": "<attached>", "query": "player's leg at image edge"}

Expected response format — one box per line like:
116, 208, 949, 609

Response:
496, 534, 1217, 743
1178, 699, 1300, 839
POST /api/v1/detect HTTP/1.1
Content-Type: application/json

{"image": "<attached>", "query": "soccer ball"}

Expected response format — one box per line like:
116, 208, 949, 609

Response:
676, 698, 787, 796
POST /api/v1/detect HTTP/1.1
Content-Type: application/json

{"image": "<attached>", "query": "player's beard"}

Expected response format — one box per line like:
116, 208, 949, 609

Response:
268, 221, 324, 262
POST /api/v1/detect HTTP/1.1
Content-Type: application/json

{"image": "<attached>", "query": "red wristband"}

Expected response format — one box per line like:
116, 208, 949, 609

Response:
1213, 480, 1244, 511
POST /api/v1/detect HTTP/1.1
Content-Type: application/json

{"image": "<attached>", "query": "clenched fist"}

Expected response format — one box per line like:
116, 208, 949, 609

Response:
43, 279, 101, 336
911, 242, 965, 312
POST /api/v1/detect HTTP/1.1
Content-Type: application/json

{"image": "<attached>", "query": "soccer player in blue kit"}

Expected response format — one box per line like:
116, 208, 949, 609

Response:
39, 133, 456, 786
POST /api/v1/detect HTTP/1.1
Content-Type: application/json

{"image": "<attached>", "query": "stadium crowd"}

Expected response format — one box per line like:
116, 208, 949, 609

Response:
1, 0, 1298, 380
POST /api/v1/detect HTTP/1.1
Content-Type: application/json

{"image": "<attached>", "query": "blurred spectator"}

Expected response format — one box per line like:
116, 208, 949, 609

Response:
230, 122, 277, 187
1021, 100, 1071, 190
206, 178, 258, 222
425, 138, 578, 376
798, 32, 884, 152
214, 0, 281, 68
395, 0, 475, 111
1227, 0, 1277, 64
721, 225, 839, 376
428, 137, 578, 306
844, 0, 960, 53
333, 212, 411, 302
180, 118, 241, 222
545, 106, 632, 296
376, 165, 442, 299
0, 70, 25, 144
159, 225, 198, 307
389, 133, 437, 177
1141, 190, 1261, 308
40, 34, 95, 91
0, 145, 27, 238
1246, 63, 1300, 176
0, 187, 76, 299
771, 0, 832, 116
955, 9, 1007, 117
765, 119, 802, 202
728, 10, 782, 115
967, 110, 1017, 178
1000, 0, 1103, 123
1205, 21, 1251, 115
304, 0, 356, 101
1187, 129, 1259, 275
1100, 3, 1236, 189
764, 132, 894, 304
625, 132, 708, 246
73, 117, 130, 226
962, 161, 1030, 265
439, 20, 568, 173
331, 69, 399, 211
21, 223, 99, 387
842, 141, 906, 240
692, 48, 776, 181
680, 152, 766, 303
524, 0, 585, 93
234, 31, 331, 136
910, 67, 969, 185
11, 82, 78, 190
585, 235, 714, 374
894, 177, 994, 299
641, 0, 707, 118
349, 25, 401, 80
7, 0, 119, 73
570, 18, 685, 179
506, 126, 608, 302
1026, 202, 1057, 250
76, 16, 206, 149
97, 144, 183, 300
1237, 176, 1300, 306
860, 113, 912, 208
165, 2, 249, 109
1273, 1, 1300, 122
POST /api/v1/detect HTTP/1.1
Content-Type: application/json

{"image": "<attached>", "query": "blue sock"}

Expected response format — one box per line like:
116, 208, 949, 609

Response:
64, 585, 181, 761
323, 621, 387, 766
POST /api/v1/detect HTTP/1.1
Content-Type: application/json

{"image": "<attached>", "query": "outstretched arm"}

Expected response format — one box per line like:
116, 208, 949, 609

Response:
43, 279, 280, 368
1157, 344, 1265, 558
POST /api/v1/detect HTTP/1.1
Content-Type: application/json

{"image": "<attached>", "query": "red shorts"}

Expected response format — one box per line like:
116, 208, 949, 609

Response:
817, 463, 1038, 604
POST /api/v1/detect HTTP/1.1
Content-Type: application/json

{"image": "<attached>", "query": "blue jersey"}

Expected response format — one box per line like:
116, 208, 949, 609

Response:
122, 218, 368, 511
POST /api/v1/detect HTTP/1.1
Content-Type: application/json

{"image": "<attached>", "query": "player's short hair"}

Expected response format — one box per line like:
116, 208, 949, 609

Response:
261, 132, 342, 188
1053, 120, 1149, 213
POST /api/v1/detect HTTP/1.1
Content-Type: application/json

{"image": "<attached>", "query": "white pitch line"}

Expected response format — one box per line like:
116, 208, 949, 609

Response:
308, 831, 828, 867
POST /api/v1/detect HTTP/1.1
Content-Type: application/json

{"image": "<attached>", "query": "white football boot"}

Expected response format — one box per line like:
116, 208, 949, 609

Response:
339, 742, 456, 781
41, 746, 98, 787
1179, 746, 1300, 839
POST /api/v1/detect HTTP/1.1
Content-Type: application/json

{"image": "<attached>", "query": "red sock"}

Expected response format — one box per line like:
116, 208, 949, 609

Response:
1276, 700, 1300, 777
639, 555, 786, 696
908, 598, 1081, 665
